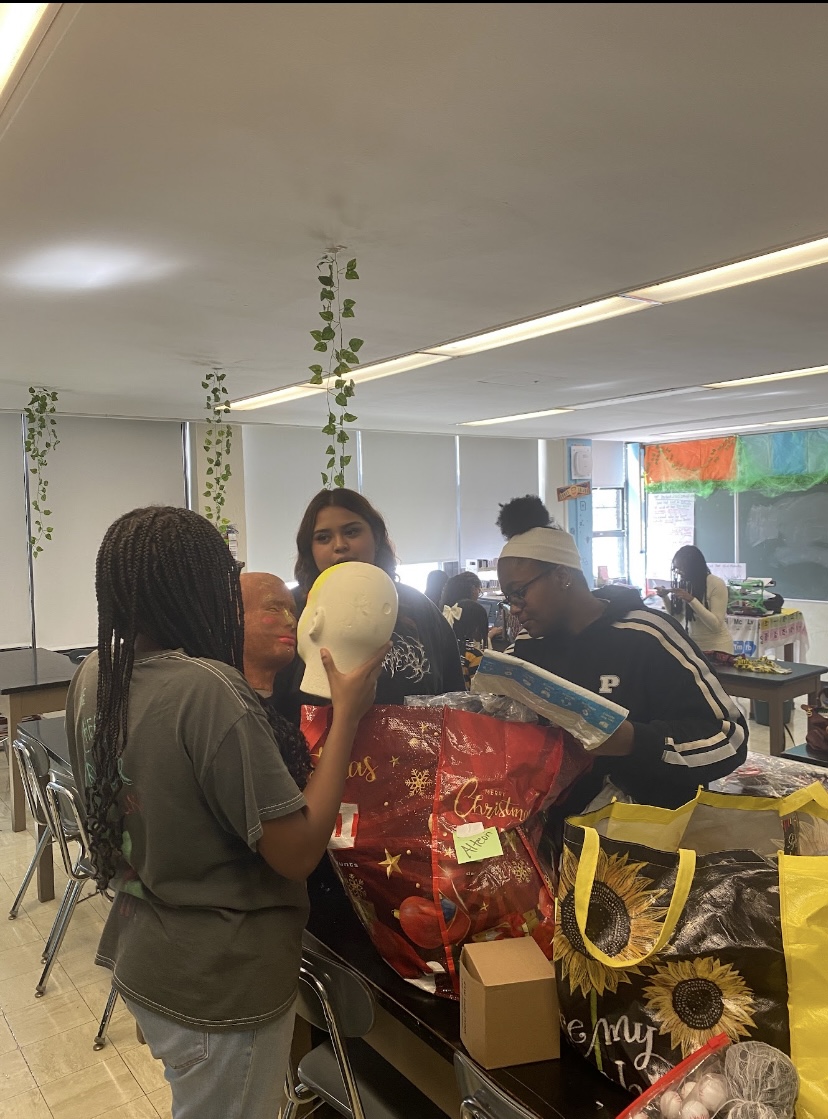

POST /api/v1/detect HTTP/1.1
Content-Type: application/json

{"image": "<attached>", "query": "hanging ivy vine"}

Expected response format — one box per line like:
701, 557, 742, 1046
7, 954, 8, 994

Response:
23, 386, 59, 559
308, 251, 363, 488
201, 368, 232, 534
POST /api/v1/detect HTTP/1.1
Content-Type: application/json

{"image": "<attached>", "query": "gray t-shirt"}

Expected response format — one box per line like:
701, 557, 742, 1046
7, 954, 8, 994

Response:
66, 649, 309, 1030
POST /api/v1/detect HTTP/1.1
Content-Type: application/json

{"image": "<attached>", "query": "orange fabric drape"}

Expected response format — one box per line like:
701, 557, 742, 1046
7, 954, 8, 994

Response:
644, 436, 737, 489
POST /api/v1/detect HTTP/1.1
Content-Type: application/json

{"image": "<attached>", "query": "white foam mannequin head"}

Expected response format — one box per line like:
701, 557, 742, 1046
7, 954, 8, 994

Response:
298, 561, 398, 698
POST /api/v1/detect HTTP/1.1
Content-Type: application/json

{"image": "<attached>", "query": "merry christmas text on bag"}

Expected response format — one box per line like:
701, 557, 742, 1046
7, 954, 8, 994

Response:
302, 703, 590, 998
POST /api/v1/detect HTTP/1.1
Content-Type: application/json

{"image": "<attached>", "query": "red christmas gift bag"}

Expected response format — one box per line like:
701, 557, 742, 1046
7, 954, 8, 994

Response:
302, 704, 590, 998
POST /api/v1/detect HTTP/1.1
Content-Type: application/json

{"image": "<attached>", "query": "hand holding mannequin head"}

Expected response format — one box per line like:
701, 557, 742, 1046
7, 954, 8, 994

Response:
239, 572, 297, 694
298, 561, 397, 698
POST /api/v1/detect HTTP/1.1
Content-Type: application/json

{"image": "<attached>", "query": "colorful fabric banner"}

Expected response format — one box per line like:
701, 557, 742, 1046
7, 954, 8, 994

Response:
644, 437, 736, 495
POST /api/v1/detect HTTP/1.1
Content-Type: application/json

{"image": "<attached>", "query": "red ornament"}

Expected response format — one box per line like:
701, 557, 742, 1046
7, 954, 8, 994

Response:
398, 896, 471, 949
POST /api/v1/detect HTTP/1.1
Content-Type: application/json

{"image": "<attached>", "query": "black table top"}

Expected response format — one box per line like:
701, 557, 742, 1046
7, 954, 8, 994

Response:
0, 648, 75, 695
781, 742, 828, 769
306, 873, 629, 1119
715, 660, 827, 687
17, 715, 70, 768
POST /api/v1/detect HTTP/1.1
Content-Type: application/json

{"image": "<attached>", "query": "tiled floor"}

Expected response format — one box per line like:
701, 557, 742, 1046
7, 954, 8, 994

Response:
0, 706, 811, 1118
0, 753, 171, 1119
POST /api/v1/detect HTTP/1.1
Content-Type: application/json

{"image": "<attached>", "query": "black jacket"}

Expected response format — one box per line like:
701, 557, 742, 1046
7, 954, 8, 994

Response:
510, 586, 748, 810
275, 582, 465, 721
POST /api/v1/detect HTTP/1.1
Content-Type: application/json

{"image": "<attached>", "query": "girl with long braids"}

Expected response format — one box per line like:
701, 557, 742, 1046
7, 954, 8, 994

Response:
656, 543, 734, 654
65, 506, 385, 1119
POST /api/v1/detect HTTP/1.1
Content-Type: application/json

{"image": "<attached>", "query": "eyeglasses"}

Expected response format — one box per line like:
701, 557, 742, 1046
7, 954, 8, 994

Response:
502, 568, 553, 607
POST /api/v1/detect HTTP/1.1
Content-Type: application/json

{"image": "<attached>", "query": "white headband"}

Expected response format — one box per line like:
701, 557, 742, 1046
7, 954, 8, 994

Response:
499, 526, 583, 571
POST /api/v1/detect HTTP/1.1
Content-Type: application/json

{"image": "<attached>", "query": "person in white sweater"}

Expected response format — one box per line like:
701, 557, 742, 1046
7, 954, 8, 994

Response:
659, 545, 734, 654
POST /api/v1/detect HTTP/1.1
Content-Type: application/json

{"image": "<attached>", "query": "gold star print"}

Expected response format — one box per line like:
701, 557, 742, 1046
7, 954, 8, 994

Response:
391, 756, 400, 767
480, 902, 488, 912
378, 849, 403, 878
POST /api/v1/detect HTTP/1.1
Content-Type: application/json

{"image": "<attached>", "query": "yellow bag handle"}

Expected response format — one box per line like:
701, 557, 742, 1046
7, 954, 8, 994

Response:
573, 827, 696, 969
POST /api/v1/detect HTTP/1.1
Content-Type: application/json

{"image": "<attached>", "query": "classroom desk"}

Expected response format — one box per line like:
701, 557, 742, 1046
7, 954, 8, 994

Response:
714, 660, 827, 757
306, 878, 629, 1119
0, 649, 75, 834
780, 742, 828, 769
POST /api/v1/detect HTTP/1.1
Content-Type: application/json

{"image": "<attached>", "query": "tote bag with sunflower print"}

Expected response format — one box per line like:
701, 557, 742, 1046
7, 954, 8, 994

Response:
554, 783, 828, 1119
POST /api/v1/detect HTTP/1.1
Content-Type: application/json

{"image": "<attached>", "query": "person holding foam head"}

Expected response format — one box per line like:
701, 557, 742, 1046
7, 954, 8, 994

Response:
496, 496, 747, 812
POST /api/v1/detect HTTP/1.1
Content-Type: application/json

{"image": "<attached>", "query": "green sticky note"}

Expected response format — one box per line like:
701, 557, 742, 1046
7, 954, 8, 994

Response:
454, 826, 503, 865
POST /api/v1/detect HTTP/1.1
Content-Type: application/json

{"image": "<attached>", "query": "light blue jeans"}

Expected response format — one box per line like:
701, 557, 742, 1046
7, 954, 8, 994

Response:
123, 997, 296, 1119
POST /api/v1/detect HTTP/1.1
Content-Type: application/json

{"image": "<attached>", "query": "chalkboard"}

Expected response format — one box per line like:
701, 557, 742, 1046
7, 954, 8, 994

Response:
738, 485, 828, 601
694, 489, 735, 565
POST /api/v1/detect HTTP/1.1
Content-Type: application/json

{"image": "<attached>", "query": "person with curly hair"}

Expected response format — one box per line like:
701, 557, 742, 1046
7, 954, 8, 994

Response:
496, 495, 747, 811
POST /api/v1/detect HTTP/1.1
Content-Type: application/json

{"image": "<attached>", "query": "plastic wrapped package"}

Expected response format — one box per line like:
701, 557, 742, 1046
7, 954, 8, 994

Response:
404, 691, 538, 723
301, 703, 591, 997
711, 752, 828, 799
472, 650, 628, 750
616, 1036, 798, 1119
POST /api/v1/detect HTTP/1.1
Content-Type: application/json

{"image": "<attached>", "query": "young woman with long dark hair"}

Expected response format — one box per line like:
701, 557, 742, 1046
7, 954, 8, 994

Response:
657, 544, 733, 654
289, 488, 465, 706
66, 507, 385, 1119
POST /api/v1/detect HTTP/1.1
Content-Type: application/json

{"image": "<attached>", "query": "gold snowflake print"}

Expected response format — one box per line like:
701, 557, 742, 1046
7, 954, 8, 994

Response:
345, 874, 367, 900
554, 846, 667, 998
405, 768, 432, 797
643, 957, 757, 1057
512, 861, 533, 885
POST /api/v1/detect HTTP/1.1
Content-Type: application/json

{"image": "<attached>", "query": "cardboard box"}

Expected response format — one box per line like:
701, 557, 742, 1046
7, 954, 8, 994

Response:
459, 937, 560, 1070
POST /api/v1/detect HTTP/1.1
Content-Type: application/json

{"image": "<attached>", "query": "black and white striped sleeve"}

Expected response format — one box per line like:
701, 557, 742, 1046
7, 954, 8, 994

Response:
613, 610, 748, 791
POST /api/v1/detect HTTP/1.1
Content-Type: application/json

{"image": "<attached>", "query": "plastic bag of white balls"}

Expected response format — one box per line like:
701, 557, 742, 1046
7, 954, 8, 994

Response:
615, 1035, 798, 1119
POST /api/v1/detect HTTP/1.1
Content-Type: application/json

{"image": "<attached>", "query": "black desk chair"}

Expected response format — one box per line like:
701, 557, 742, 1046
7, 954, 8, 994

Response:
283, 947, 445, 1119
454, 1053, 537, 1119
8, 736, 55, 919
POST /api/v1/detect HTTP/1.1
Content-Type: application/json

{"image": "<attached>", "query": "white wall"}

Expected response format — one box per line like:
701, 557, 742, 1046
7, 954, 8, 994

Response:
592, 441, 626, 488
361, 432, 457, 563
458, 438, 539, 565
243, 425, 356, 579
0, 414, 33, 647
787, 599, 828, 668
34, 418, 187, 648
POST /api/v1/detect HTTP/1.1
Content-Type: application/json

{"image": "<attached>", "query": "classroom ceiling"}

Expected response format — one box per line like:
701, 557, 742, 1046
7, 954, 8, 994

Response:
2, 3, 828, 444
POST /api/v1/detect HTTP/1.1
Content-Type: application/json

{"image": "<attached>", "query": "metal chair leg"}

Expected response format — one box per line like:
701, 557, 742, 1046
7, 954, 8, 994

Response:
93, 985, 119, 1050
8, 828, 51, 919
40, 875, 78, 963
35, 878, 82, 996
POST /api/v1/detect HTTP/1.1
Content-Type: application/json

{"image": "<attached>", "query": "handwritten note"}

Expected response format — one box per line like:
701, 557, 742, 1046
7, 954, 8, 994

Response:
454, 827, 503, 865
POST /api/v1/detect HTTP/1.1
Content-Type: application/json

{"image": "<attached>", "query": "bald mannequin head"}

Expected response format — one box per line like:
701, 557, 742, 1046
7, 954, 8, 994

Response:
240, 572, 297, 694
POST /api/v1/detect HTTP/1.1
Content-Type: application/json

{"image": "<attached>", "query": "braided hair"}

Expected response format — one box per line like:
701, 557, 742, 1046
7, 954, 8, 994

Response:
88, 506, 244, 889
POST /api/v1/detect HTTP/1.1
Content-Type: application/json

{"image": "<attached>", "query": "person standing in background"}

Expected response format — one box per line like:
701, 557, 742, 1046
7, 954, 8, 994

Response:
424, 569, 449, 606
439, 570, 482, 608
658, 545, 734, 654
442, 598, 490, 686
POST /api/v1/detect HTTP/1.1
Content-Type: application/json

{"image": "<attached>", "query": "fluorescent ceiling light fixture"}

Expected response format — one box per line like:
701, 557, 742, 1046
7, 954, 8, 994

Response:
628, 236, 828, 303
348, 352, 449, 384
705, 364, 828, 390
4, 243, 180, 290
461, 407, 574, 427
230, 383, 325, 411
231, 352, 449, 411
648, 415, 828, 442
0, 2, 48, 97
426, 296, 651, 357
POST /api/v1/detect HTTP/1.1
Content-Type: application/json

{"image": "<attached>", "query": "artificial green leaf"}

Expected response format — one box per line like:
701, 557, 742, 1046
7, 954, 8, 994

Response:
349, 338, 364, 351
342, 298, 355, 310
335, 362, 349, 376
320, 289, 334, 301
309, 374, 323, 385
345, 269, 359, 280
335, 393, 348, 406
334, 474, 345, 488
314, 342, 328, 352
320, 326, 335, 340
319, 310, 334, 322
343, 412, 358, 423
342, 308, 354, 318
43, 510, 51, 516
310, 330, 323, 341
342, 350, 359, 364
201, 381, 208, 389
322, 423, 336, 436
321, 472, 328, 484
206, 468, 214, 475
309, 364, 324, 375
327, 458, 336, 469
341, 455, 352, 466
325, 445, 335, 455
337, 430, 349, 444
346, 259, 357, 271
318, 275, 333, 285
